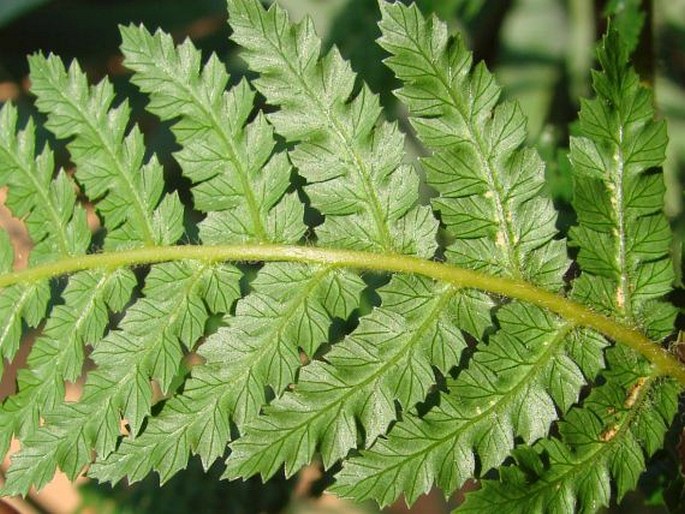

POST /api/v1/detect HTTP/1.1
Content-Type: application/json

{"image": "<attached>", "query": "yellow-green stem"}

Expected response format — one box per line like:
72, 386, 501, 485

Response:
2, 243, 684, 386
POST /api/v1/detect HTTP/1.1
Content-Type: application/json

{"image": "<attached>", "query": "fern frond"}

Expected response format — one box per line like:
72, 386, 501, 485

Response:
116, 23, 365, 384
0, 269, 135, 444
86, 367, 235, 485
0, 2, 682, 510
85, 23, 373, 482
2, 262, 239, 492
0, 103, 90, 261
0, 233, 50, 379
376, 1, 568, 287
331, 3, 580, 504
460, 347, 679, 514
226, 0, 438, 257
459, 27, 680, 513
28, 54, 185, 249
116, 21, 361, 388
0, 101, 95, 449
118, 25, 305, 244
0, 102, 88, 374
569, 29, 673, 328
219, 0, 501, 481
89, 261, 365, 484
92, 0, 454, 484
1, 262, 242, 494
333, 303, 607, 506
225, 276, 492, 479
2, 22, 316, 491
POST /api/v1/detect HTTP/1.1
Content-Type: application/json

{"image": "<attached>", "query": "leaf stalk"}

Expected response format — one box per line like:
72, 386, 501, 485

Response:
2, 243, 684, 385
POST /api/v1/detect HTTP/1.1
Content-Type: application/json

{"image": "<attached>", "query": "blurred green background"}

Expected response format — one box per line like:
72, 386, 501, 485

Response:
1, 1, 684, 513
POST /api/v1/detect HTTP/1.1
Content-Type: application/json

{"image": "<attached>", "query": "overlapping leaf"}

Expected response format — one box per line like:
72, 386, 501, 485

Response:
28, 53, 184, 249
1, 261, 241, 494
225, 276, 493, 479
461, 347, 679, 514
84, 26, 370, 484
332, 3, 581, 504
219, 0, 506, 482
459, 28, 680, 513
90, 262, 365, 484
119, 25, 304, 244
0, 232, 49, 380
333, 303, 607, 506
89, 262, 365, 484
569, 29, 674, 328
87, 364, 237, 486
0, 103, 90, 262
0, 2, 681, 511
0, 103, 87, 372
0, 53, 196, 494
0, 269, 136, 450
0, 101, 93, 452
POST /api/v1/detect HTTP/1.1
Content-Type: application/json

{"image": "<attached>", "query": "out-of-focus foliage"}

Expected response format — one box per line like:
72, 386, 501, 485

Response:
0, 0, 52, 29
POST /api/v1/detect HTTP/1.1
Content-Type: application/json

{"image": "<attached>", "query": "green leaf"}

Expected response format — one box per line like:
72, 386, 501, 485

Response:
88, 365, 234, 485
119, 25, 305, 244
0, 101, 89, 372
459, 347, 680, 514
603, 0, 645, 55
89, 19, 383, 486
90, 262, 365, 484
27, 53, 184, 249
330, 4, 585, 505
103, 262, 242, 397
0, 269, 136, 448
225, 276, 493, 479
209, 264, 364, 399
0, 2, 683, 510
458, 27, 679, 514
0, 103, 91, 262
377, 1, 568, 289
569, 28, 673, 330
226, 0, 438, 257
1, 262, 241, 495
333, 302, 607, 507
0, 279, 50, 379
